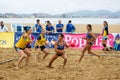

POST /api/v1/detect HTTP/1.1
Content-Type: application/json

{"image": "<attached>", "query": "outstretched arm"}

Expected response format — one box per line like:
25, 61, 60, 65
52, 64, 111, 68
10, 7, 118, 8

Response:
64, 41, 69, 48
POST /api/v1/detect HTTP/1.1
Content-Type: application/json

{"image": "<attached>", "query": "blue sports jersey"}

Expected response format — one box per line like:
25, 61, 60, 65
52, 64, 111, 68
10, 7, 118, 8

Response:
56, 24, 64, 32
46, 25, 55, 31
35, 24, 42, 33
66, 23, 75, 32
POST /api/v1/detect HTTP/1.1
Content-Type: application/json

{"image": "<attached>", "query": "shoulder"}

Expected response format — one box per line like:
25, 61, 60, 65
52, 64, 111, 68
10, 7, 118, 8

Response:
66, 24, 69, 26
46, 26, 49, 29
88, 31, 93, 35
105, 26, 108, 29
46, 25, 48, 27
55, 42, 58, 45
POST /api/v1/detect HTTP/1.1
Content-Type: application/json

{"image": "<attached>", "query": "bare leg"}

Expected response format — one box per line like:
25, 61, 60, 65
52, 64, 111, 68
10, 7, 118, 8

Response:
16, 50, 27, 69
42, 48, 49, 59
28, 48, 32, 51
48, 54, 58, 68
24, 48, 31, 66
87, 44, 100, 58
35, 48, 41, 63
102, 40, 108, 53
78, 45, 88, 62
61, 53, 67, 68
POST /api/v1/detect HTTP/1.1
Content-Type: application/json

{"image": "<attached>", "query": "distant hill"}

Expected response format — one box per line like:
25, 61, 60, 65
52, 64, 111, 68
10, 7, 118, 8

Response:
57, 10, 120, 18
0, 10, 120, 18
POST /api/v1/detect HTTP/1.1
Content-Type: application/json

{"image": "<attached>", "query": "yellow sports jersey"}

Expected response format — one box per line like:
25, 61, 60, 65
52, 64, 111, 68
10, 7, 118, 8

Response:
103, 26, 108, 37
103, 30, 107, 36
35, 34, 46, 46
15, 33, 31, 49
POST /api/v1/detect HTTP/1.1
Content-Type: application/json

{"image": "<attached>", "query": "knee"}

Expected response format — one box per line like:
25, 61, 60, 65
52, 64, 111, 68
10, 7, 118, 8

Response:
102, 44, 106, 47
88, 51, 91, 54
22, 54, 27, 58
64, 57, 67, 61
82, 50, 85, 54
45, 51, 49, 55
46, 52, 49, 55
27, 54, 31, 57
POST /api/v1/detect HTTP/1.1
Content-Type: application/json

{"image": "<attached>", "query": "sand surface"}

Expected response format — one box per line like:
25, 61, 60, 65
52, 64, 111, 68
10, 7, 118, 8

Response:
0, 23, 120, 80
0, 48, 120, 80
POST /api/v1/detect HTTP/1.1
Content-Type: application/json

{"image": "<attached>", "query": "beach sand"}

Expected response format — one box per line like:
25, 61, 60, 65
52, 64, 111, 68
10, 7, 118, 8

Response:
0, 48, 120, 80
0, 23, 120, 80
5, 23, 120, 33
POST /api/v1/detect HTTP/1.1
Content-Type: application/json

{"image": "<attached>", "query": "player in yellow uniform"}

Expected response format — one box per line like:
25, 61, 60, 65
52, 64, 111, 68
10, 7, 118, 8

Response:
35, 29, 49, 63
15, 26, 32, 69
101, 21, 109, 51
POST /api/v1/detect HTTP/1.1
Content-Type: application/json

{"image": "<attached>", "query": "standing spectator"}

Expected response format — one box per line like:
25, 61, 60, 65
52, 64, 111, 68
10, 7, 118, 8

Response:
35, 19, 42, 34
66, 20, 75, 33
101, 21, 109, 51
56, 20, 64, 32
46, 21, 55, 34
0, 21, 8, 32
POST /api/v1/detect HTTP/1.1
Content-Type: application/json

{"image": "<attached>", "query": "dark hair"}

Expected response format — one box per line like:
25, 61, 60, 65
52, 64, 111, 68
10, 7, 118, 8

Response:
59, 33, 64, 38
87, 24, 92, 30
36, 19, 40, 22
23, 26, 31, 32
46, 20, 50, 23
68, 20, 72, 23
104, 21, 108, 26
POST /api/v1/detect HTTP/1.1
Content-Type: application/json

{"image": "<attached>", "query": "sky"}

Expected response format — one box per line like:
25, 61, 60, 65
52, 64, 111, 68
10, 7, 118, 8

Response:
0, 0, 120, 14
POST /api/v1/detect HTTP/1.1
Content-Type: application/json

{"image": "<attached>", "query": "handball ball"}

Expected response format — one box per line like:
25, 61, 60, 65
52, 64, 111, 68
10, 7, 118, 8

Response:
70, 43, 75, 47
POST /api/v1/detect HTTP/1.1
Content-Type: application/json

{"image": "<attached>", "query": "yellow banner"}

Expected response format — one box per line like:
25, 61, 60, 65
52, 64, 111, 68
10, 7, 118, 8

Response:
0, 32, 14, 48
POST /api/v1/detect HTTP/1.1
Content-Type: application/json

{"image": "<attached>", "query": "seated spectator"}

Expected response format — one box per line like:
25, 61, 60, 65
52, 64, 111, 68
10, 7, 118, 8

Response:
0, 21, 8, 32
56, 20, 64, 32
66, 20, 75, 33
46, 21, 55, 34
114, 34, 120, 50
34, 19, 42, 33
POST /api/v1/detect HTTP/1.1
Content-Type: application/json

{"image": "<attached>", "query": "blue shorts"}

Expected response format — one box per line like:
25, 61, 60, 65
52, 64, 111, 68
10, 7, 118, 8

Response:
87, 41, 94, 45
26, 44, 31, 48
102, 36, 108, 40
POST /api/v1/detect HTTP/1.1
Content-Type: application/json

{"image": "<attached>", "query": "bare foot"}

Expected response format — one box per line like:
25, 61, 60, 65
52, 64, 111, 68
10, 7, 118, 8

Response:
47, 66, 54, 68
15, 66, 20, 70
75, 60, 81, 62
63, 65, 65, 69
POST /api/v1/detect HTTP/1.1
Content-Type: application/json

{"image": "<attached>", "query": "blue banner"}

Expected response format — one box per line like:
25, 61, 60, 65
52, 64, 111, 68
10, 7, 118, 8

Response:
14, 32, 60, 48
45, 33, 60, 48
